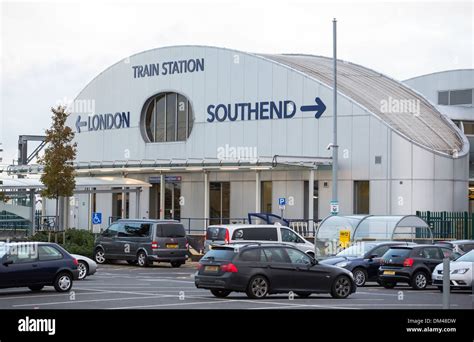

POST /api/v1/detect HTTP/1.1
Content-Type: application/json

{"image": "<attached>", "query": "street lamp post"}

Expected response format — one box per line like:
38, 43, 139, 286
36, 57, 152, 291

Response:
331, 18, 339, 214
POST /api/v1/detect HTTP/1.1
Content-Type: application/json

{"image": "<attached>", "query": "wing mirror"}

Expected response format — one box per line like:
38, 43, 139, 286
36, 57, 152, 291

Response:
368, 254, 378, 260
311, 258, 318, 265
2, 259, 13, 266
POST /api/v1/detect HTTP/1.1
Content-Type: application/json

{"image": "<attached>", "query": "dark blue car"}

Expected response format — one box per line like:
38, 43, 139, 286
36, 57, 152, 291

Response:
0, 242, 79, 292
320, 241, 413, 286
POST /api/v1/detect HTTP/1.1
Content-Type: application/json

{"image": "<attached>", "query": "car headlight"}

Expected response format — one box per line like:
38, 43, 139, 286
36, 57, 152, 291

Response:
336, 261, 349, 268
451, 268, 469, 274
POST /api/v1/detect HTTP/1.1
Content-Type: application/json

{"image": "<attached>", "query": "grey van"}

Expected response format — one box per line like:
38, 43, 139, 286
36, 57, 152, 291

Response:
94, 219, 188, 267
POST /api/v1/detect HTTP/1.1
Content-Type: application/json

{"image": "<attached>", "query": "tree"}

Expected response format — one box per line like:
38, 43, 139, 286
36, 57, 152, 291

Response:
38, 106, 77, 231
0, 190, 6, 203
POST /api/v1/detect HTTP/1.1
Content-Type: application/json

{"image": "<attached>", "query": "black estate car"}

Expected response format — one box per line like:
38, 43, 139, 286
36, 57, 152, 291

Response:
0, 242, 79, 292
320, 241, 413, 286
94, 219, 188, 267
378, 245, 455, 290
194, 244, 356, 299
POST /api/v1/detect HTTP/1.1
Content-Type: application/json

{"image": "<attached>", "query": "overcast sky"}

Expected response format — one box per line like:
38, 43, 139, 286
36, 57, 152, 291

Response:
0, 0, 472, 166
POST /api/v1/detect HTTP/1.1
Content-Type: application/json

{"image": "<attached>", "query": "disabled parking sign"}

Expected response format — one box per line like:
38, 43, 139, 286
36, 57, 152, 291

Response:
92, 212, 102, 225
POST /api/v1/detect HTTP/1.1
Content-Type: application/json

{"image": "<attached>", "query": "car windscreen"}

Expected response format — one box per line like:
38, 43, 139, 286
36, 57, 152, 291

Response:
455, 250, 474, 262
156, 224, 186, 238
206, 227, 227, 240
337, 243, 375, 257
202, 249, 235, 261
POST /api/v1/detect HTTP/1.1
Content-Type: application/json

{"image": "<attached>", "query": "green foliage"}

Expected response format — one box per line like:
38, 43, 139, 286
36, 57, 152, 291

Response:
29, 229, 95, 258
64, 229, 95, 258
38, 106, 77, 200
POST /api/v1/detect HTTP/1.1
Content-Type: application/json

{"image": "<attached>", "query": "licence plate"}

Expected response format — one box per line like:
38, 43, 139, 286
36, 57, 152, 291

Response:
166, 244, 178, 249
384, 271, 396, 275
205, 266, 219, 272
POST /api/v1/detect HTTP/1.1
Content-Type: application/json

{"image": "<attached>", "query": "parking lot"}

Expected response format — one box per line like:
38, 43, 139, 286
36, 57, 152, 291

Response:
0, 262, 472, 310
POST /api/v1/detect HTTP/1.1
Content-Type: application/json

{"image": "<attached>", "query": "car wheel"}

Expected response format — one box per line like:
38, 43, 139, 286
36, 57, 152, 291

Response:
295, 292, 311, 298
171, 261, 182, 268
210, 289, 231, 298
331, 275, 352, 299
381, 281, 397, 289
352, 268, 368, 287
28, 285, 44, 292
411, 271, 428, 290
94, 248, 106, 264
137, 251, 149, 267
54, 272, 73, 292
246, 275, 270, 299
77, 261, 89, 280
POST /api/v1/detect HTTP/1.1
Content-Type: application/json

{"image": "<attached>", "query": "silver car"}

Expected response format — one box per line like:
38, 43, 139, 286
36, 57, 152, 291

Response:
71, 254, 97, 280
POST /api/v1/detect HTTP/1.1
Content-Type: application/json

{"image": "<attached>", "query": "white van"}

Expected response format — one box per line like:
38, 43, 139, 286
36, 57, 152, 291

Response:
204, 224, 315, 257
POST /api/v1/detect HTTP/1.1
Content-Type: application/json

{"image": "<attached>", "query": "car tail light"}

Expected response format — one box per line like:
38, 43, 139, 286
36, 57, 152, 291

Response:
73, 258, 78, 266
403, 258, 414, 267
196, 263, 203, 270
224, 229, 230, 244
186, 241, 189, 250
220, 263, 238, 273
151, 241, 158, 249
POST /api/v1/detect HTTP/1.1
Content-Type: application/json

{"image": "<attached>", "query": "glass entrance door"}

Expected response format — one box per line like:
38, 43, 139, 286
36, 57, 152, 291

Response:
149, 177, 181, 220
209, 182, 230, 225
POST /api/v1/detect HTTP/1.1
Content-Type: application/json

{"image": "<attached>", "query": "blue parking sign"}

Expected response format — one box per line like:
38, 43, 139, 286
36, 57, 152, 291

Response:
92, 212, 102, 225
278, 198, 286, 206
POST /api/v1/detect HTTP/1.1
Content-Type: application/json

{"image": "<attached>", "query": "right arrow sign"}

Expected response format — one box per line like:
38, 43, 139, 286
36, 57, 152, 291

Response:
300, 97, 326, 119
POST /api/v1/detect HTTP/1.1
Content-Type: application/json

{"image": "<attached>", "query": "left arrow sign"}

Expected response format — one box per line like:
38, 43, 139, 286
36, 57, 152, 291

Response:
76, 115, 87, 133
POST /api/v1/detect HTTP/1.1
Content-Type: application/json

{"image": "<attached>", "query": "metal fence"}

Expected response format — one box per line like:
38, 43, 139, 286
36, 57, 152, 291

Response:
416, 211, 474, 240
108, 215, 320, 237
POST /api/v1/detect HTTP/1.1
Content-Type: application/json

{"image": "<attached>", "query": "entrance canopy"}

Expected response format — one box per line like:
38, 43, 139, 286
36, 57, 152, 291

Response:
0, 176, 151, 190
4, 155, 332, 175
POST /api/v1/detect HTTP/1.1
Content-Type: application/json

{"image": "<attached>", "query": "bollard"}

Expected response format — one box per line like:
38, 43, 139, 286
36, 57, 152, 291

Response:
442, 257, 450, 309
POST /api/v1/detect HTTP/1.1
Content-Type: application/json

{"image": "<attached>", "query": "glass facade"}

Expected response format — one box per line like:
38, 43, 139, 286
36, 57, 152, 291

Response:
209, 182, 230, 225
261, 181, 272, 213
354, 181, 370, 215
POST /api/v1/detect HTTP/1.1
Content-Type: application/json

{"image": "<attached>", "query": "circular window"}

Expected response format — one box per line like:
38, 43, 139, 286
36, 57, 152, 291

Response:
141, 92, 194, 142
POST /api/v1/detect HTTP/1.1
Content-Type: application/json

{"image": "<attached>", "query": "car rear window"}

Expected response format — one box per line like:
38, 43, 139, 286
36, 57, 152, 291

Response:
206, 227, 227, 240
202, 249, 235, 261
232, 227, 278, 241
382, 248, 411, 259
156, 224, 186, 238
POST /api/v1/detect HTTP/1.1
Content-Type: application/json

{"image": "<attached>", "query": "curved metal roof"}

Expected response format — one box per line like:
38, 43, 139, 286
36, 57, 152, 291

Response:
258, 53, 466, 156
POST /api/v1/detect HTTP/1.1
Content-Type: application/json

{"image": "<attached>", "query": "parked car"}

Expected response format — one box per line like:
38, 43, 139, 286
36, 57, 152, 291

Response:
0, 242, 79, 292
94, 219, 188, 267
435, 240, 474, 256
71, 254, 97, 280
378, 245, 457, 290
195, 243, 356, 299
432, 249, 474, 292
320, 241, 414, 286
204, 224, 315, 256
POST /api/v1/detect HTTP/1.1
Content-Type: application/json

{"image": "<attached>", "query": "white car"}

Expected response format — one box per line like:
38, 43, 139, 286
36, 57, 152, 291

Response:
204, 224, 315, 257
71, 254, 97, 280
432, 250, 474, 292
